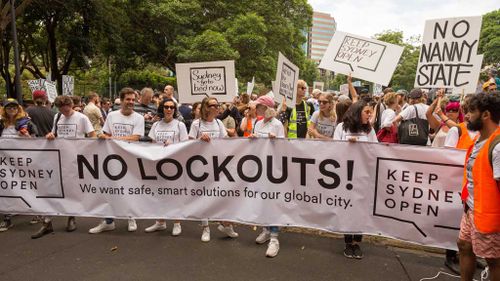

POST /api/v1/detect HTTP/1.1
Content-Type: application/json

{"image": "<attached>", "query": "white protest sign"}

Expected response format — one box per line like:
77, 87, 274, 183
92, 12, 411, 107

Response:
415, 16, 483, 94
44, 81, 58, 103
374, 83, 383, 95
273, 52, 299, 108
27, 80, 41, 94
175, 60, 236, 103
62, 75, 74, 96
313, 81, 324, 91
0, 138, 466, 250
235, 78, 239, 97
339, 84, 349, 96
319, 31, 404, 86
246, 76, 255, 95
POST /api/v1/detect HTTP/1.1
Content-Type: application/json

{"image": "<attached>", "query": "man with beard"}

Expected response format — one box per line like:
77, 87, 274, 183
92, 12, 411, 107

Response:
89, 87, 145, 234
457, 92, 500, 281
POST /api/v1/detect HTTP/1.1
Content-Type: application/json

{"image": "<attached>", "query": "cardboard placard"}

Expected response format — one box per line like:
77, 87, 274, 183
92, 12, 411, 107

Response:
414, 16, 483, 94
273, 52, 299, 108
246, 77, 255, 95
62, 75, 74, 96
313, 81, 324, 91
175, 60, 236, 103
319, 31, 404, 86
45, 81, 58, 103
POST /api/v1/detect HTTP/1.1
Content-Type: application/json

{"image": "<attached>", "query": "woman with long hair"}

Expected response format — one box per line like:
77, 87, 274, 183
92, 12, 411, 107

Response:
308, 92, 336, 139
188, 97, 238, 242
240, 101, 257, 137
333, 100, 377, 259
426, 90, 463, 147
0, 99, 37, 232
144, 98, 188, 236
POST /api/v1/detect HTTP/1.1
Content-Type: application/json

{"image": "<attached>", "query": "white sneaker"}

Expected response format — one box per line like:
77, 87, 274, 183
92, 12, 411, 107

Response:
266, 238, 280, 258
128, 219, 137, 232
145, 221, 166, 233
201, 226, 210, 242
255, 229, 271, 244
217, 224, 239, 238
172, 223, 182, 236
89, 220, 115, 234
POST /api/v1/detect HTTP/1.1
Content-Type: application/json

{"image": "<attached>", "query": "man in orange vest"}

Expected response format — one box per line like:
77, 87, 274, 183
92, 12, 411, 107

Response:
458, 92, 500, 281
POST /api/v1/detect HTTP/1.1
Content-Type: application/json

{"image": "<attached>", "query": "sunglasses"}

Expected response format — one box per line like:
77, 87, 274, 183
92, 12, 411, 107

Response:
208, 104, 219, 108
300, 87, 307, 90
318, 100, 330, 105
164, 106, 176, 110
447, 109, 459, 113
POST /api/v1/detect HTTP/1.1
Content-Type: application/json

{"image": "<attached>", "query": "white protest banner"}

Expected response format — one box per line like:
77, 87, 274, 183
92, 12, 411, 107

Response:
339, 84, 349, 96
62, 75, 74, 96
319, 31, 404, 86
175, 60, 236, 103
273, 52, 299, 108
415, 16, 483, 94
0, 138, 466, 250
313, 81, 324, 91
246, 77, 255, 95
44, 80, 58, 103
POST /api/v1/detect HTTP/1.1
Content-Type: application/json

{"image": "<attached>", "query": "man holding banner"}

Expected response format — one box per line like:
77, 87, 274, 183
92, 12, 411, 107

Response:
457, 93, 500, 281
89, 87, 145, 234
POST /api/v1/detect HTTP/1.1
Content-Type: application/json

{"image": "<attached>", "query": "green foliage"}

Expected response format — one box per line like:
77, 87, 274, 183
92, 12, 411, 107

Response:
300, 59, 319, 86
374, 30, 420, 90
479, 9, 500, 65
175, 30, 240, 62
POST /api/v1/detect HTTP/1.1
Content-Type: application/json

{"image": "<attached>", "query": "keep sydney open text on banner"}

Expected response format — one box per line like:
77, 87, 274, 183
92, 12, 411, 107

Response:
0, 138, 465, 250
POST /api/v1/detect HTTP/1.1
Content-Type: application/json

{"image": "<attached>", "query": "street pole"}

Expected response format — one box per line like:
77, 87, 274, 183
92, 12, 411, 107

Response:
10, 0, 22, 104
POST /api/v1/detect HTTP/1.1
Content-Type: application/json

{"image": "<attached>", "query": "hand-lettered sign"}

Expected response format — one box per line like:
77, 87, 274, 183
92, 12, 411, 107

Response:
273, 52, 299, 108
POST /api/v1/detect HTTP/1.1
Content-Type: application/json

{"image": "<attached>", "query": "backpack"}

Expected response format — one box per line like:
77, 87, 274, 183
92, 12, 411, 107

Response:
398, 105, 429, 146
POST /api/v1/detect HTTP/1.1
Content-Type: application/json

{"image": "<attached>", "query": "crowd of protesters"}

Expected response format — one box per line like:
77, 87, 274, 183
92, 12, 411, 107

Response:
0, 68, 499, 280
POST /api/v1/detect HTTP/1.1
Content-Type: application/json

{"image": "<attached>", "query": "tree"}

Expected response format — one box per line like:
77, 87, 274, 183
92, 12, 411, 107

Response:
300, 59, 319, 86
479, 9, 500, 66
374, 30, 420, 90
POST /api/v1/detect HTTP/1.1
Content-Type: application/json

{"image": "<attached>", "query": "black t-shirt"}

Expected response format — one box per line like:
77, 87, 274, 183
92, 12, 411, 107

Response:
26, 106, 55, 137
283, 101, 313, 138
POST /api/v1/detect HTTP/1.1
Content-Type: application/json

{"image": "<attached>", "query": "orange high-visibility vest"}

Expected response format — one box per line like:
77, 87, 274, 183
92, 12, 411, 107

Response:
456, 123, 474, 150
243, 118, 254, 137
461, 127, 500, 233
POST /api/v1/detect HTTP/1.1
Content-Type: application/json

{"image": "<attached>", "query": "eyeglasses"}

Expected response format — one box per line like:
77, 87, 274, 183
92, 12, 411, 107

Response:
318, 100, 330, 105
164, 106, 175, 110
5, 106, 18, 110
208, 104, 219, 108
300, 87, 307, 90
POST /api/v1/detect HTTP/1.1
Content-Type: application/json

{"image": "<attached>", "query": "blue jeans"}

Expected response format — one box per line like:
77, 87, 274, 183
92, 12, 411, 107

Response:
105, 218, 114, 224
266, 226, 279, 234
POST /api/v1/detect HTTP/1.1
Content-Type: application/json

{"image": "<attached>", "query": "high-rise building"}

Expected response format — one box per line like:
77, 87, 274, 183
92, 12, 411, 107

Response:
307, 11, 336, 63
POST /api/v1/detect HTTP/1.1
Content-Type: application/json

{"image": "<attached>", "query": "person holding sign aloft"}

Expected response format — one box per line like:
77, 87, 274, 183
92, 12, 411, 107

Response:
188, 96, 239, 242
248, 96, 285, 258
144, 98, 188, 236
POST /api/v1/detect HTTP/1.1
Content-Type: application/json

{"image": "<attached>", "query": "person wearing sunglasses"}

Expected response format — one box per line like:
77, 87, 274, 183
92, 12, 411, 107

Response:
426, 89, 463, 148
0, 98, 38, 233
188, 97, 238, 242
144, 98, 188, 236
279, 80, 314, 139
308, 92, 337, 139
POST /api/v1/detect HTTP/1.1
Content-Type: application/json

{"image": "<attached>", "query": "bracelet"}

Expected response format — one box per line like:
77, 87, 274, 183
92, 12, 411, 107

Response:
443, 118, 450, 123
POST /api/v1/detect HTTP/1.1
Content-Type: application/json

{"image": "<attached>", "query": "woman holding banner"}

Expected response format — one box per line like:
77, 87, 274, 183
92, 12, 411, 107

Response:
0, 99, 37, 233
249, 95, 285, 258
144, 98, 188, 236
188, 96, 238, 242
308, 92, 337, 139
333, 100, 377, 259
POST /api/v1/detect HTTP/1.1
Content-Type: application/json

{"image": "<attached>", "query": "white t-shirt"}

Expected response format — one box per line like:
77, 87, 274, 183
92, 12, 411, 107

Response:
1, 125, 19, 138
52, 111, 94, 138
310, 111, 336, 138
443, 126, 478, 148
399, 103, 430, 121
333, 122, 378, 142
149, 119, 188, 144
380, 108, 396, 129
189, 119, 227, 139
253, 118, 285, 138
103, 110, 145, 137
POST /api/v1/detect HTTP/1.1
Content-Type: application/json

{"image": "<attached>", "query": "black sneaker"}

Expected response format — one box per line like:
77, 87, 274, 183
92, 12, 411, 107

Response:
444, 255, 460, 274
0, 219, 13, 232
66, 217, 76, 232
344, 244, 355, 259
352, 244, 364, 259
31, 222, 54, 239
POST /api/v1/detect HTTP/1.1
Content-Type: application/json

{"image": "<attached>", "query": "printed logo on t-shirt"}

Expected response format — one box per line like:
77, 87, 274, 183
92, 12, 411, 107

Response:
345, 133, 369, 142
200, 130, 220, 139
155, 131, 175, 143
317, 123, 334, 137
112, 123, 134, 137
57, 124, 77, 138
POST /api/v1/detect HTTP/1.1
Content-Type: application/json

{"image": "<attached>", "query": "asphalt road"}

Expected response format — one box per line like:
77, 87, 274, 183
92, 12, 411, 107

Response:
0, 216, 481, 281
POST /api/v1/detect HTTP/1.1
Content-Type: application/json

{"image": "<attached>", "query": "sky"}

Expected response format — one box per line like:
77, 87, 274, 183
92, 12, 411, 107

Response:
308, 0, 498, 41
